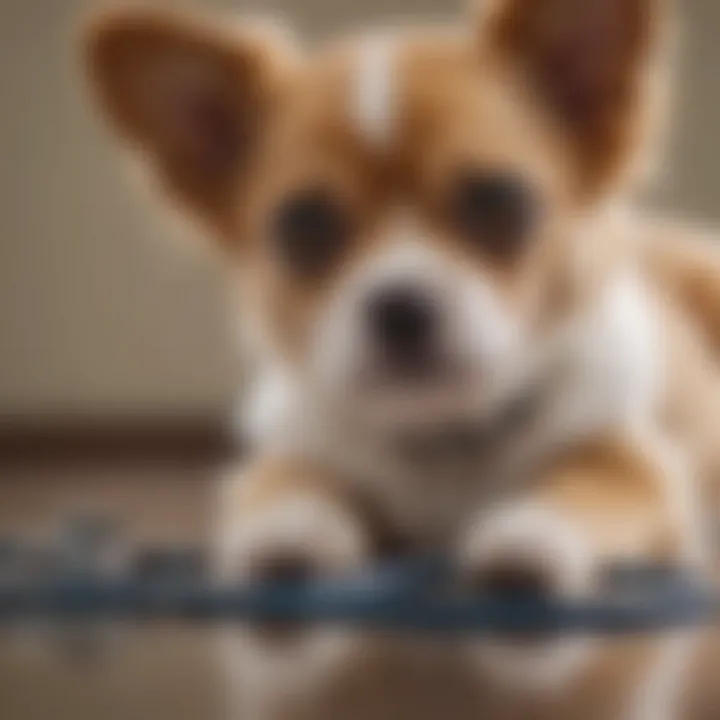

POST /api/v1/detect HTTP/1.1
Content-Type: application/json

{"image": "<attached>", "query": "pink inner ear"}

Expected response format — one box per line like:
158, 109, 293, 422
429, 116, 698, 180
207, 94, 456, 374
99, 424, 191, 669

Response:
150, 57, 245, 180
175, 89, 243, 178
537, 0, 630, 123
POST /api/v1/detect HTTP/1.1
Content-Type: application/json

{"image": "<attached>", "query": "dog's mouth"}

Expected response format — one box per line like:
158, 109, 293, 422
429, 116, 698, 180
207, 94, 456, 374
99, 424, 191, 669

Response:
361, 350, 466, 390
390, 383, 545, 466
350, 351, 480, 429
340, 351, 547, 463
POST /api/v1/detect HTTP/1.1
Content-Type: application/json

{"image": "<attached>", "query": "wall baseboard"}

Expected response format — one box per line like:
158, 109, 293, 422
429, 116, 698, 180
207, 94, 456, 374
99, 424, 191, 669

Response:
0, 416, 238, 466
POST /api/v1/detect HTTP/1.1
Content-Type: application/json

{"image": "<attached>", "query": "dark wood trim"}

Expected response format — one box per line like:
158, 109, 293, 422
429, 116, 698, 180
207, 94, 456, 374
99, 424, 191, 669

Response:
0, 416, 239, 466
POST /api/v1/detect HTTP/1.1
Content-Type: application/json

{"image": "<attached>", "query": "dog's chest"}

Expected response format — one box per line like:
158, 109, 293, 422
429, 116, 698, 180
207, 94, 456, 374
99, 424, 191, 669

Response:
306, 419, 502, 547
247, 271, 663, 547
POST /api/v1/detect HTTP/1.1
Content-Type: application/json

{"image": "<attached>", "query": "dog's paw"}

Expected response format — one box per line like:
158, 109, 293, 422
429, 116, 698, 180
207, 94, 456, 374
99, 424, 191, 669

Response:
217, 492, 369, 586
215, 492, 372, 699
215, 490, 369, 655
460, 502, 597, 599
458, 502, 601, 691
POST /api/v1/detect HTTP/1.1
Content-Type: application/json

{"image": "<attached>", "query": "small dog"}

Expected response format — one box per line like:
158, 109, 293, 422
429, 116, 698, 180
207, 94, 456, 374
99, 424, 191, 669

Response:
82, 0, 720, 717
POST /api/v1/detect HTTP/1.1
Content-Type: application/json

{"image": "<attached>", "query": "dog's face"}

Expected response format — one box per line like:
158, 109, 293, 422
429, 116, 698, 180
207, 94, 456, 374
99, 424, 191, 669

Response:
85, 0, 664, 432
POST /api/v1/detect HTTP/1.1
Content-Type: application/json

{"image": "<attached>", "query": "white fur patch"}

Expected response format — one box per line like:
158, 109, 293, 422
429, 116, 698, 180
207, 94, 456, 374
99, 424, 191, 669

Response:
551, 272, 660, 434
308, 224, 520, 431
499, 272, 662, 481
215, 486, 369, 716
351, 35, 397, 148
217, 490, 367, 582
235, 367, 297, 448
460, 501, 595, 598
460, 502, 596, 691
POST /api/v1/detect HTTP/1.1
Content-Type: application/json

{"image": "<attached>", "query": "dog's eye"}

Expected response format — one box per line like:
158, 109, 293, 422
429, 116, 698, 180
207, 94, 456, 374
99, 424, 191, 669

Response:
272, 191, 350, 278
450, 172, 538, 260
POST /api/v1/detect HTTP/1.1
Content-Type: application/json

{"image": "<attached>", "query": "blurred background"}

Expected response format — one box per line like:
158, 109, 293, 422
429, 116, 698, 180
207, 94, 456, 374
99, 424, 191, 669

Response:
1, 0, 720, 719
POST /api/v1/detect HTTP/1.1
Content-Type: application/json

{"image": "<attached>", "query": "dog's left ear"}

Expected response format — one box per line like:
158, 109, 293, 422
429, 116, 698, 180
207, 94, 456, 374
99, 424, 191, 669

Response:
477, 0, 670, 198
82, 7, 299, 244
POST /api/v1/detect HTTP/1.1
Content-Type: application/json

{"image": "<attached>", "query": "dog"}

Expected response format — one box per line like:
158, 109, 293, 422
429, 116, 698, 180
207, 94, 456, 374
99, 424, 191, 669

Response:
82, 0, 720, 717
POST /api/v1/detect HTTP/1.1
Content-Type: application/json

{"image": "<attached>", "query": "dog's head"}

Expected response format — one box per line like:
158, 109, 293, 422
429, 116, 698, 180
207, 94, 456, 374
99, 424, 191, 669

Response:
84, 0, 668, 433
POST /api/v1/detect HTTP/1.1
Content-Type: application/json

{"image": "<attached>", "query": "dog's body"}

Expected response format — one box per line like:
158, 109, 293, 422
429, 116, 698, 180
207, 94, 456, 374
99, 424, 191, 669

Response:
83, 1, 720, 717
216, 207, 712, 720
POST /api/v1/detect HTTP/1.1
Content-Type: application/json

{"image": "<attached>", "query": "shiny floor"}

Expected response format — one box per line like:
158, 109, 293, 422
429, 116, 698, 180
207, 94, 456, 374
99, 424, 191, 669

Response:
1, 459, 720, 720
0, 460, 224, 720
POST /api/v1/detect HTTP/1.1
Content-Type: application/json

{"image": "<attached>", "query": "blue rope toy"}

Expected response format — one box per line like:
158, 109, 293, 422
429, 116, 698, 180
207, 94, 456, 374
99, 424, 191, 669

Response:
0, 541, 717, 636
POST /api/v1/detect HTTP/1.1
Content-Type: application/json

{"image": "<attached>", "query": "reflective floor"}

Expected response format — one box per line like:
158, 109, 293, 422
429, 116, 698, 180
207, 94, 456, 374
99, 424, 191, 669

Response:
1, 459, 720, 720
0, 459, 223, 720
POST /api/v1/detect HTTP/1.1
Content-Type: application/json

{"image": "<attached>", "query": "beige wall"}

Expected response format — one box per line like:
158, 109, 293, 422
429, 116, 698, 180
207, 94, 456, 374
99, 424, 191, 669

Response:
1, 0, 719, 419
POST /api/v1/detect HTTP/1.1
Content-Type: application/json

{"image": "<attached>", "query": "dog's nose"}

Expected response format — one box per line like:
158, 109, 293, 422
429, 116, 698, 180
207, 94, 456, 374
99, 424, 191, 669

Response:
367, 286, 437, 360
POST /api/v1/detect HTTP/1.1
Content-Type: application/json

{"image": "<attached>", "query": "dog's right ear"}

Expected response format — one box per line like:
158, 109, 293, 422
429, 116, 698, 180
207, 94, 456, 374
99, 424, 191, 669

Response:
82, 6, 297, 242
475, 0, 670, 199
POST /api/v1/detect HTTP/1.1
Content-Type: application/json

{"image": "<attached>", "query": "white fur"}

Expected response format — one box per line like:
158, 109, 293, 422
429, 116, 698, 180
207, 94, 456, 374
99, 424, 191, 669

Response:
223, 260, 687, 714
498, 272, 663, 482
460, 502, 595, 597
240, 266, 662, 545
308, 226, 659, 445
215, 480, 370, 720
309, 217, 522, 431
458, 502, 597, 690
351, 35, 397, 148
216, 486, 367, 582
236, 367, 297, 448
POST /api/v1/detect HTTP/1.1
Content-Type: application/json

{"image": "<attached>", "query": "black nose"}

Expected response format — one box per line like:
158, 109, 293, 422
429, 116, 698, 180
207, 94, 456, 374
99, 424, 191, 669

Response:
367, 286, 437, 360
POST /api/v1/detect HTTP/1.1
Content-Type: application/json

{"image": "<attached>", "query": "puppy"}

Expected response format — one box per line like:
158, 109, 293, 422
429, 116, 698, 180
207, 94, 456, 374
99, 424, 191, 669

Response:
82, 0, 717, 717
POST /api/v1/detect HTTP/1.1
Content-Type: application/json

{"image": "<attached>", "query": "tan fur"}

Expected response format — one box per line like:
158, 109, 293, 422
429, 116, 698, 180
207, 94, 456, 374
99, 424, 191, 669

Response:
221, 454, 338, 514
82, 7, 619, 360
82, 5, 298, 241
215, 453, 371, 583
645, 217, 720, 354
477, 0, 672, 196
526, 432, 691, 562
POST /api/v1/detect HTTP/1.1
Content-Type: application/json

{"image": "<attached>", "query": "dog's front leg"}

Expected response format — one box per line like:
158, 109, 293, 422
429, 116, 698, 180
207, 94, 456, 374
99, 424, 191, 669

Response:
458, 428, 701, 697
215, 453, 372, 720
216, 454, 369, 584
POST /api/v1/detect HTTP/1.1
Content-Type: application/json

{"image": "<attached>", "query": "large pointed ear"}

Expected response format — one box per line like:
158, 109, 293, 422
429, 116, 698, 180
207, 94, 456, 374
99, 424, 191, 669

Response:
82, 6, 298, 241
477, 0, 671, 197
